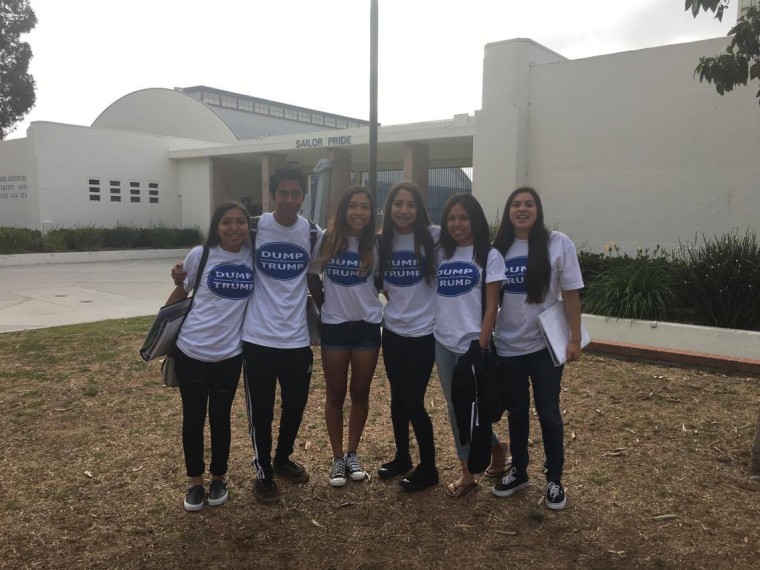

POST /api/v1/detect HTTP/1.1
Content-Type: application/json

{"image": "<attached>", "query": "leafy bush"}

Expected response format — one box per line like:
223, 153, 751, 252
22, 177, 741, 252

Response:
103, 226, 141, 249
680, 231, 760, 331
0, 227, 45, 254
172, 228, 203, 247
582, 246, 685, 321
47, 228, 104, 252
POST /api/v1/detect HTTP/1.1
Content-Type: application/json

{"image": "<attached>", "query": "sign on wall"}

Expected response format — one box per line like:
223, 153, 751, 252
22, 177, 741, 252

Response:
0, 175, 28, 200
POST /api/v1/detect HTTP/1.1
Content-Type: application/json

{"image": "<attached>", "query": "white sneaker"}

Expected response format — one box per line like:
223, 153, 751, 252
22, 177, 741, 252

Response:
345, 452, 367, 481
328, 457, 347, 487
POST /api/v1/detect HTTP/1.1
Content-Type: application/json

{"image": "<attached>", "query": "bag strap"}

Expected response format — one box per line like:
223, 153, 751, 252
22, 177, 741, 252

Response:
176, 244, 209, 339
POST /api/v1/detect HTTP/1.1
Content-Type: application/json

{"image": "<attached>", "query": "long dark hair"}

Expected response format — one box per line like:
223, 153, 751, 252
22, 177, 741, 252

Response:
492, 187, 551, 304
379, 181, 436, 285
439, 193, 491, 269
206, 201, 250, 248
317, 186, 376, 275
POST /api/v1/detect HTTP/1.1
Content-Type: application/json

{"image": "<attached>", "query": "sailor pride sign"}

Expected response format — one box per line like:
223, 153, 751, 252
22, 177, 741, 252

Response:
256, 242, 310, 280
436, 261, 480, 297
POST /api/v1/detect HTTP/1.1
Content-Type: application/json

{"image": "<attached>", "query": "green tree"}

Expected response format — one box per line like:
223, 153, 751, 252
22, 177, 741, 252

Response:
0, 0, 37, 140
686, 0, 760, 103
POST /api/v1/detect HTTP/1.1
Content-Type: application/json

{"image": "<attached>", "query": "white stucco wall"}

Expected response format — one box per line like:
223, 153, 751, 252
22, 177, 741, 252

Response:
27, 122, 190, 230
474, 37, 760, 253
0, 137, 38, 228
177, 158, 213, 233
92, 88, 238, 143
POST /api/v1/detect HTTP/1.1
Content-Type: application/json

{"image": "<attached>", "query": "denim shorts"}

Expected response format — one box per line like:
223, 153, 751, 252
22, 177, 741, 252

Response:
319, 320, 381, 350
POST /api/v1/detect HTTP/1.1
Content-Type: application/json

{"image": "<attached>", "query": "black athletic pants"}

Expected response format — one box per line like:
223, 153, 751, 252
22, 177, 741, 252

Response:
242, 342, 313, 481
381, 329, 436, 468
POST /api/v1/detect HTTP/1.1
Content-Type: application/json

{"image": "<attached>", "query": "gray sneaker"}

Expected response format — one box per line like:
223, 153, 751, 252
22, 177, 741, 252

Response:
345, 452, 367, 481
328, 457, 347, 487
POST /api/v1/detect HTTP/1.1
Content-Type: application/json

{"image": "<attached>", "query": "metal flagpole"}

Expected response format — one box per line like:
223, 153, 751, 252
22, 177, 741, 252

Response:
369, 0, 378, 205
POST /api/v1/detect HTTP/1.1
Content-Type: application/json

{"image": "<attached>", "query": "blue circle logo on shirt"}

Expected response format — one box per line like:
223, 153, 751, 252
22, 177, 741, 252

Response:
206, 263, 254, 300
503, 255, 527, 295
436, 261, 480, 297
385, 251, 424, 287
325, 251, 368, 287
256, 242, 310, 280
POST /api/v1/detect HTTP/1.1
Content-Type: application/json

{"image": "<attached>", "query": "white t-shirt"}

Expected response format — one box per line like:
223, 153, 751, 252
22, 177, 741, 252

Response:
382, 226, 440, 337
177, 244, 254, 362
242, 213, 324, 349
433, 246, 505, 354
494, 231, 584, 357
317, 235, 383, 325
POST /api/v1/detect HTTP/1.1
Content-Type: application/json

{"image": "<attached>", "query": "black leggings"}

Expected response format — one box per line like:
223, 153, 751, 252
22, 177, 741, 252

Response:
175, 348, 242, 478
381, 329, 436, 467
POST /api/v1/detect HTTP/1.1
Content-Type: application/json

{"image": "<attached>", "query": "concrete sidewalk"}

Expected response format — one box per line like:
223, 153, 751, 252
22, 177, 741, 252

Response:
0, 250, 188, 333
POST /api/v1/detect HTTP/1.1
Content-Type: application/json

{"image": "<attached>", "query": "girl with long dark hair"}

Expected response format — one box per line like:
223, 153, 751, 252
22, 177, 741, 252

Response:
376, 182, 440, 491
311, 186, 383, 487
434, 193, 508, 498
490, 187, 584, 510
165, 201, 254, 511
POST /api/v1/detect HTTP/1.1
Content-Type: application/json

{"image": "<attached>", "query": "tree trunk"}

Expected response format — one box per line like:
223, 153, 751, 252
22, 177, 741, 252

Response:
753, 408, 760, 475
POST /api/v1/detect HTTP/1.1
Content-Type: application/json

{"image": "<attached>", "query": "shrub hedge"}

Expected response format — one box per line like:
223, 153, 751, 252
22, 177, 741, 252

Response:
0, 226, 204, 255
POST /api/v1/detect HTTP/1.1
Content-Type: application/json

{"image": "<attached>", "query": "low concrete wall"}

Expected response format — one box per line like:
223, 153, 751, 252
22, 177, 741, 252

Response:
583, 314, 760, 362
0, 249, 190, 267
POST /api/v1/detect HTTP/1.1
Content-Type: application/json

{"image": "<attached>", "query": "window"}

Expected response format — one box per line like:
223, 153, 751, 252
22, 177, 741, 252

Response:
311, 114, 324, 126
89, 187, 100, 194
88, 178, 100, 185
349, 121, 360, 129
298, 111, 310, 122
110, 180, 120, 186
130, 189, 140, 195
150, 197, 159, 204
111, 196, 121, 202
110, 188, 121, 194
130, 197, 140, 203
270, 105, 284, 118
148, 182, 158, 189
336, 119, 348, 129
239, 99, 253, 112
221, 95, 237, 109
89, 195, 100, 201
202, 92, 220, 105
149, 190, 159, 196
284, 108, 297, 120
325, 116, 337, 127
130, 181, 140, 188
254, 102, 269, 114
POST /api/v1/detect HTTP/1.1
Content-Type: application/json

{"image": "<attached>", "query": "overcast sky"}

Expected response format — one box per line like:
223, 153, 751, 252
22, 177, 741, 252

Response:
7, 0, 735, 139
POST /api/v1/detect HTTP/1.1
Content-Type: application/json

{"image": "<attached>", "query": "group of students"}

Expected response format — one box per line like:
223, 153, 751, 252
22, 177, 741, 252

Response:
166, 165, 584, 513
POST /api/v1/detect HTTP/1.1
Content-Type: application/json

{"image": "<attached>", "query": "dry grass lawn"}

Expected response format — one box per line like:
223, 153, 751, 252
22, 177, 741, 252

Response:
0, 317, 758, 569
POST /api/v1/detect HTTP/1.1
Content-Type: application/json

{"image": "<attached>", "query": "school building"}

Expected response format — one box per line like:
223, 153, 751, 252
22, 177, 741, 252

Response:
1, 27, 759, 252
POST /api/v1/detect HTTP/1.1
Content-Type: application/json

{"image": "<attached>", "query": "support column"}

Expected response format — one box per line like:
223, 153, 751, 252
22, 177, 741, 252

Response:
403, 142, 429, 205
327, 149, 352, 225
260, 153, 287, 213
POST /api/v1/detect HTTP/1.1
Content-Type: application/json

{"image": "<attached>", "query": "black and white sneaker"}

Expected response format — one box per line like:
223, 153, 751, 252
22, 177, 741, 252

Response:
328, 457, 347, 487
207, 478, 228, 507
491, 467, 530, 498
184, 485, 205, 512
345, 452, 367, 481
545, 481, 567, 510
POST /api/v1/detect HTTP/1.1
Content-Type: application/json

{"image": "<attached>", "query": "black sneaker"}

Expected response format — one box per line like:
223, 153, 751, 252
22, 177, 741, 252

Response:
273, 459, 310, 483
491, 467, 530, 498
378, 455, 412, 480
183, 485, 205, 512
545, 481, 567, 510
399, 464, 439, 492
207, 478, 228, 507
253, 479, 280, 505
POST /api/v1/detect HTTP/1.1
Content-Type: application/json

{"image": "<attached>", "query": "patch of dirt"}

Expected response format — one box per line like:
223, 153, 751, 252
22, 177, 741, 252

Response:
0, 319, 758, 569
